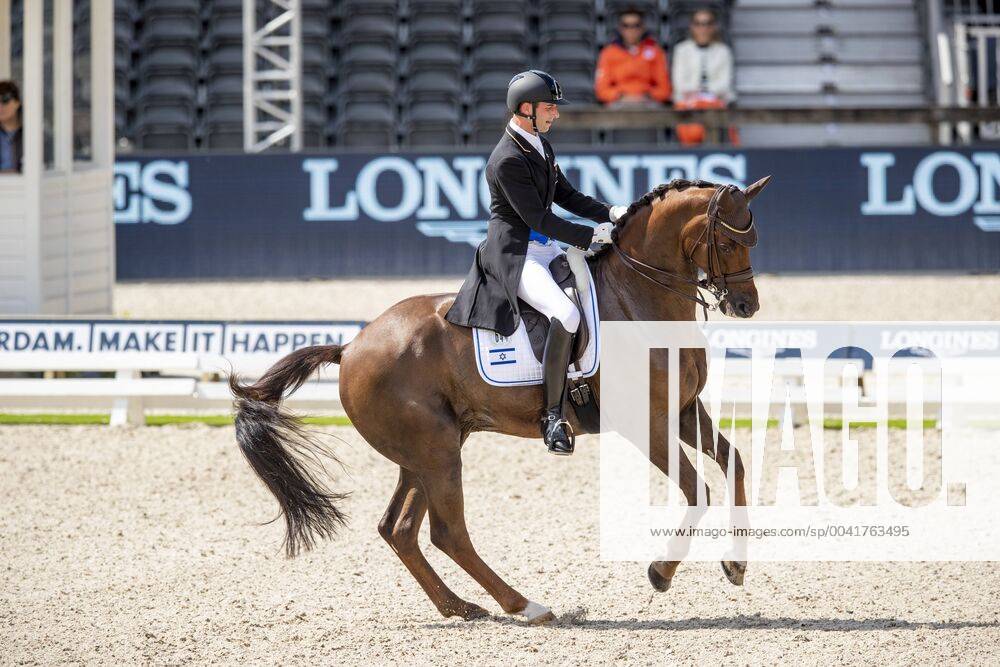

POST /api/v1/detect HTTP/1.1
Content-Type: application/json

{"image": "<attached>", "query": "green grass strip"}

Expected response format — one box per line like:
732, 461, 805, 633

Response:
717, 418, 936, 430
824, 418, 937, 430
0, 413, 111, 425
718, 418, 777, 429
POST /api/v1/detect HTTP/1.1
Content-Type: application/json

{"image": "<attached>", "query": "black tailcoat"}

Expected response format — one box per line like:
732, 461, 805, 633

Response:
444, 127, 611, 336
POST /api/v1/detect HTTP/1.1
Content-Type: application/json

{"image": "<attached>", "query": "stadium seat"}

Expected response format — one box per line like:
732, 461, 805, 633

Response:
548, 127, 597, 146
204, 104, 244, 150
344, 0, 398, 16
137, 46, 198, 78
340, 70, 396, 98
135, 98, 197, 150
473, 43, 528, 73
406, 70, 463, 99
542, 41, 595, 67
138, 12, 200, 48
342, 15, 398, 42
738, 122, 931, 147
342, 40, 398, 71
205, 13, 242, 47
608, 128, 663, 146
731, 8, 919, 36
470, 101, 508, 144
737, 91, 928, 108
410, 13, 462, 42
206, 74, 241, 105
405, 97, 462, 147
540, 14, 595, 41
734, 35, 923, 64
472, 70, 521, 104
411, 0, 462, 10
409, 42, 463, 71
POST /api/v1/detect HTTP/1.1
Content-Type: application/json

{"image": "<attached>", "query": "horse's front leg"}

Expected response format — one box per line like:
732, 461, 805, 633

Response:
691, 398, 749, 586
646, 402, 711, 592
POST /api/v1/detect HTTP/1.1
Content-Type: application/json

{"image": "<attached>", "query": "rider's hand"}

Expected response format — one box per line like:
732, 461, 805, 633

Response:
609, 205, 629, 223
591, 221, 615, 245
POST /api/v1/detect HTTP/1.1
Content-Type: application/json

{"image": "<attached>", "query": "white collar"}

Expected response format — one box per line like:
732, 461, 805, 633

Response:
508, 118, 545, 159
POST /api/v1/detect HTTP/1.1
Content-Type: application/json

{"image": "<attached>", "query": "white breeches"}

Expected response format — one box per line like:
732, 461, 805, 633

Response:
516, 240, 580, 333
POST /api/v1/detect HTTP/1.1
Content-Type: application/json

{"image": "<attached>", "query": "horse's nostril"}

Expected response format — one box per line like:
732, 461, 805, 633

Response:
738, 301, 751, 316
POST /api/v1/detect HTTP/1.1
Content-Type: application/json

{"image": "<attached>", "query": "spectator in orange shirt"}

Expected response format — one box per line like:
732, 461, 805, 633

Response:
595, 9, 671, 107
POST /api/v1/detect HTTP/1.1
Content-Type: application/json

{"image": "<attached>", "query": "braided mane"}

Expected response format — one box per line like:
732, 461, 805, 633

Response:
617, 178, 719, 229
588, 178, 719, 260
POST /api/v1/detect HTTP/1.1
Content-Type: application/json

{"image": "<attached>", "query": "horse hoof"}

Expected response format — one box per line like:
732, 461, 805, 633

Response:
721, 560, 746, 586
516, 600, 555, 625
454, 602, 490, 621
647, 563, 671, 592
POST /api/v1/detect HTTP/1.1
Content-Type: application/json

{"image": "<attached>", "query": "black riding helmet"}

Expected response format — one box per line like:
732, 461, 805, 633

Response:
506, 70, 567, 134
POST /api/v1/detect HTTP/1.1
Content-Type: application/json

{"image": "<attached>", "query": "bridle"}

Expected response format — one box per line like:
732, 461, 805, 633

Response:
610, 183, 757, 318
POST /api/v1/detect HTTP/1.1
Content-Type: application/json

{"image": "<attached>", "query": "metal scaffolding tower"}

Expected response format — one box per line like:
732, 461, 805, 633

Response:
243, 0, 302, 152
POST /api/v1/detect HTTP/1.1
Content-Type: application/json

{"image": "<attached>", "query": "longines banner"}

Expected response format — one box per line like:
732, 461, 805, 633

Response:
113, 146, 1000, 279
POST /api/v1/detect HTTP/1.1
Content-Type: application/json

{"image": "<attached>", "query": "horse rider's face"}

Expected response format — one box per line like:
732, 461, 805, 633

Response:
522, 102, 559, 133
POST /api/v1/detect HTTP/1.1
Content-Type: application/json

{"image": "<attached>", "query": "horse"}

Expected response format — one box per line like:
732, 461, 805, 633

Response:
229, 176, 771, 624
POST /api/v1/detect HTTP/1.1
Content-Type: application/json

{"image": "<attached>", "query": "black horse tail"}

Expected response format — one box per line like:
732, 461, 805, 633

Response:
228, 344, 349, 557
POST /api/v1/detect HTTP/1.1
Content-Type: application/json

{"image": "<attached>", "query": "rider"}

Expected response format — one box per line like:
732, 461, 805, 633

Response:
445, 70, 628, 455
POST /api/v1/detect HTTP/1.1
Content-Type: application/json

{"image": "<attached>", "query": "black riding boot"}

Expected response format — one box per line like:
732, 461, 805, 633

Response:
540, 317, 576, 455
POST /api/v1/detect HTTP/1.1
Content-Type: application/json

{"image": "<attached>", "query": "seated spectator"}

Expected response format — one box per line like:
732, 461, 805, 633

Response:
671, 8, 737, 145
0, 80, 22, 173
595, 9, 671, 107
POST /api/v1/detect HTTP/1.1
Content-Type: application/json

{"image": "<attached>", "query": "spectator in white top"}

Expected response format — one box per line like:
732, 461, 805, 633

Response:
671, 8, 735, 105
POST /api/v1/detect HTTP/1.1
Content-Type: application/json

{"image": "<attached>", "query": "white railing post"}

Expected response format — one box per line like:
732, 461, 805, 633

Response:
110, 369, 144, 427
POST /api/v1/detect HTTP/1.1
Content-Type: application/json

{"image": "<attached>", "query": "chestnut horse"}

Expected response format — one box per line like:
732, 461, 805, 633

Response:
229, 176, 771, 624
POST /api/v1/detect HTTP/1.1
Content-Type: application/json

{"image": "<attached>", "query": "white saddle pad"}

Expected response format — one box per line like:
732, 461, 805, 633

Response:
473, 267, 600, 387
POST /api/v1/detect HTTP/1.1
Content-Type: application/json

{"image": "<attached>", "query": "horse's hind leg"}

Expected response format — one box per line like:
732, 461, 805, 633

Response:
378, 467, 488, 620
421, 459, 553, 624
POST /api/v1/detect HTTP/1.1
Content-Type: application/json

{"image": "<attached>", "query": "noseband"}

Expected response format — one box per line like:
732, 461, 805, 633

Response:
611, 184, 756, 317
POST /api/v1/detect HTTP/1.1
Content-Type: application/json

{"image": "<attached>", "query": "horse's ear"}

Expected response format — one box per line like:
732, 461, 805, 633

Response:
743, 175, 772, 202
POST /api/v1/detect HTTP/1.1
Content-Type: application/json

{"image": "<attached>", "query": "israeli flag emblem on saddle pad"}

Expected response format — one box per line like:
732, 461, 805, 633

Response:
472, 268, 600, 387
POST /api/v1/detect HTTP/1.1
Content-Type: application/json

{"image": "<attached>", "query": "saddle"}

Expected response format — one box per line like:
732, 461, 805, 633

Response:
515, 254, 590, 366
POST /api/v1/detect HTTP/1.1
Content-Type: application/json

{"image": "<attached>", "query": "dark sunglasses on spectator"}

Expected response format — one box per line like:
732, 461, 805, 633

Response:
0, 93, 15, 103
691, 19, 716, 26
620, 21, 643, 28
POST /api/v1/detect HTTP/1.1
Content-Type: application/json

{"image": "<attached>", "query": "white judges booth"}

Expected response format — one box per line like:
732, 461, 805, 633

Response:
0, 0, 114, 315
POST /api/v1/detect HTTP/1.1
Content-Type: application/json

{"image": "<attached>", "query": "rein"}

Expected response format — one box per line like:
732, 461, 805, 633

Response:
610, 184, 756, 318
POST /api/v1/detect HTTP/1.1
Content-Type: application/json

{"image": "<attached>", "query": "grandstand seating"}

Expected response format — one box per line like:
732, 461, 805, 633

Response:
334, 0, 399, 147
111, 2, 136, 141
402, 0, 464, 146
132, 0, 201, 149
731, 0, 931, 145
7, 0, 946, 150
206, 0, 247, 149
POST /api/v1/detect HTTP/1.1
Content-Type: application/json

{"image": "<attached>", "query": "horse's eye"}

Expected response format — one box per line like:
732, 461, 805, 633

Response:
719, 244, 734, 255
